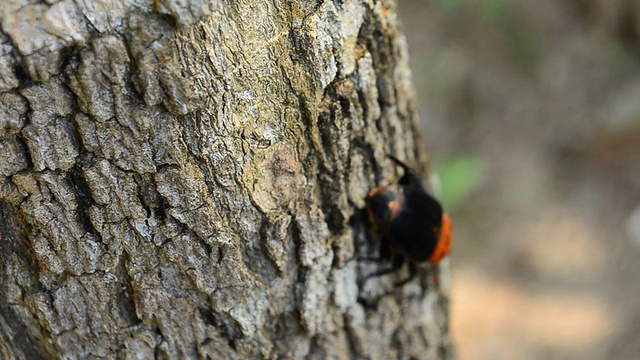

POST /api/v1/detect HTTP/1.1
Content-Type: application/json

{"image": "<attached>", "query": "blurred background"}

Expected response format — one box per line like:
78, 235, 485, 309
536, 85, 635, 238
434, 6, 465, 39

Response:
398, 0, 640, 359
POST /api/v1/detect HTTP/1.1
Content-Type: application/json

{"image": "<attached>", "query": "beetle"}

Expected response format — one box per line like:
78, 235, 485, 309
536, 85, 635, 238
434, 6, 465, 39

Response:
364, 154, 452, 285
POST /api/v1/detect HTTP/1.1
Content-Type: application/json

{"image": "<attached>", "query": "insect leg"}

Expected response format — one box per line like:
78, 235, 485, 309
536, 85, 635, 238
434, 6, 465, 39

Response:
363, 253, 404, 282
394, 261, 419, 287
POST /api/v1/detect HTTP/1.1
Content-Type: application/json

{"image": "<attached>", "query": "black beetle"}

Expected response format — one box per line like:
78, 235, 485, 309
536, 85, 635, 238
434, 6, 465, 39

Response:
364, 155, 452, 285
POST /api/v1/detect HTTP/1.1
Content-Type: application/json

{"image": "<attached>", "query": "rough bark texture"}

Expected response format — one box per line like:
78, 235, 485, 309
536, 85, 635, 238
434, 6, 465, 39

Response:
0, 1, 450, 359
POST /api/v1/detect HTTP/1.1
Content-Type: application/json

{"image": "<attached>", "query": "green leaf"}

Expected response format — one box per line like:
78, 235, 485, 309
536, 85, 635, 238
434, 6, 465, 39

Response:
432, 156, 485, 211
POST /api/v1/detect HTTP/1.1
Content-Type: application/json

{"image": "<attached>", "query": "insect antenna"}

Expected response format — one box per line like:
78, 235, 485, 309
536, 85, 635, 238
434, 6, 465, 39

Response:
386, 154, 411, 173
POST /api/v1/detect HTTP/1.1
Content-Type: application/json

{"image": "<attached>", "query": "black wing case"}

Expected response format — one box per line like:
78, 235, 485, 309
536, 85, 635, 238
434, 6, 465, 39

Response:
389, 191, 443, 263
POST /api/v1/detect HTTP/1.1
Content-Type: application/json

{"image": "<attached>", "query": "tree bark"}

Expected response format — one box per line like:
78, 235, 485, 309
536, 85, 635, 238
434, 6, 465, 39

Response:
0, 1, 450, 359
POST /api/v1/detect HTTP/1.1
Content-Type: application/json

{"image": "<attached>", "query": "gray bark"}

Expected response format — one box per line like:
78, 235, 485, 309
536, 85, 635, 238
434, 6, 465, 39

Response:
0, 0, 450, 359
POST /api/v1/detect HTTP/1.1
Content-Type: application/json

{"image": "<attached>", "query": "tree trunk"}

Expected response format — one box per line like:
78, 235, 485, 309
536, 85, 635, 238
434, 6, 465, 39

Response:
0, 1, 450, 359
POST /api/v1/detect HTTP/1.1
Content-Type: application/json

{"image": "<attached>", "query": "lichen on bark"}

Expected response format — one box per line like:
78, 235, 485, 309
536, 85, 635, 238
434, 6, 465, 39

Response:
0, 1, 450, 359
